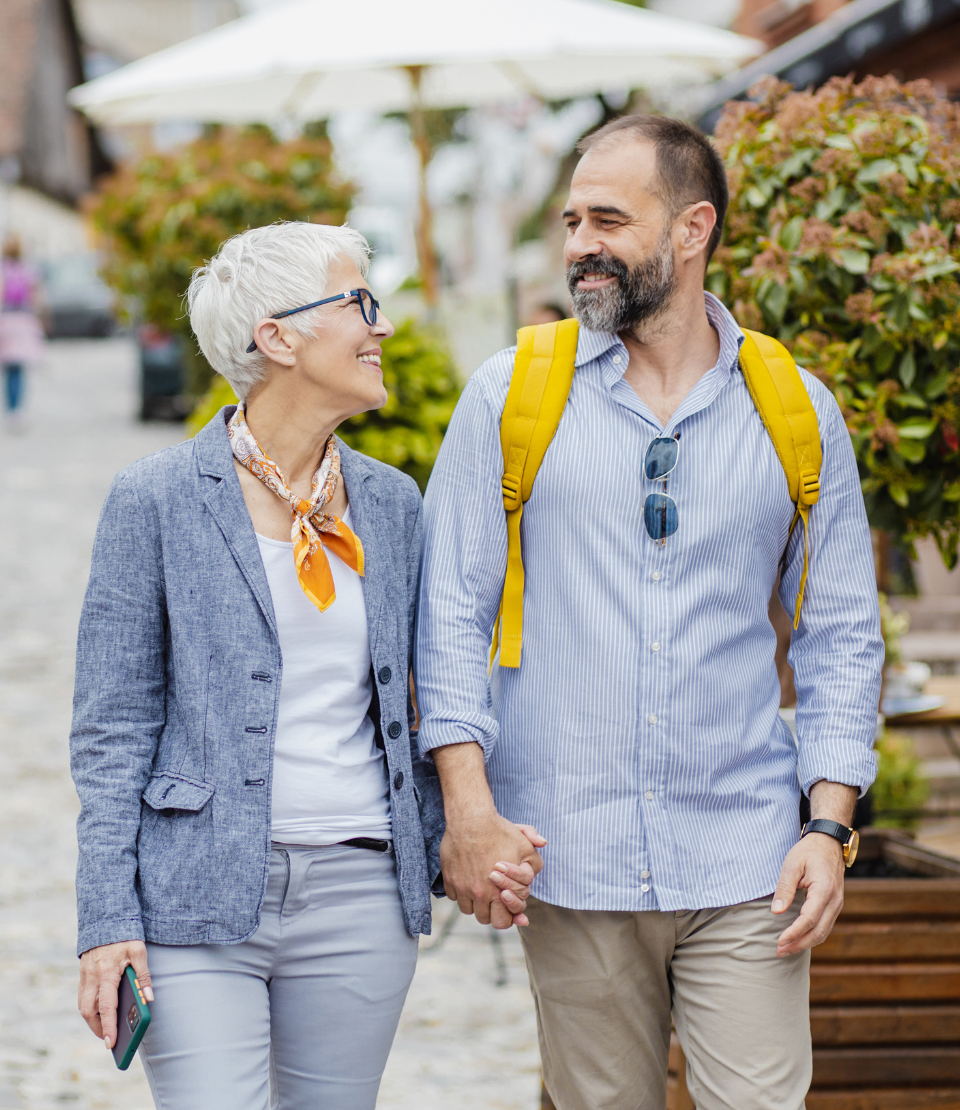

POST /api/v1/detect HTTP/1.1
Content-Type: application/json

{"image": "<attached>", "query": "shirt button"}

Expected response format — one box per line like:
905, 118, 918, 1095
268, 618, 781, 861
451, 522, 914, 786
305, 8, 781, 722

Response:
645, 790, 654, 800
387, 721, 402, 739
394, 771, 404, 790
378, 666, 392, 684
648, 714, 658, 724
651, 571, 661, 582
612, 354, 622, 364
642, 870, 651, 879
651, 642, 661, 653
641, 883, 650, 893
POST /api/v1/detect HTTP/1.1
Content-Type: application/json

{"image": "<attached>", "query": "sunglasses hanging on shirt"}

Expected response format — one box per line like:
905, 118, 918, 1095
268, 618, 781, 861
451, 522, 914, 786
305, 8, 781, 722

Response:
643, 432, 680, 545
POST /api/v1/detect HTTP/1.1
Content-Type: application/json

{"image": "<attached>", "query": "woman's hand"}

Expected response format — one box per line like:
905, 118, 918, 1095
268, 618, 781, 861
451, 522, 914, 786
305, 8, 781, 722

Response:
490, 824, 548, 926
78, 941, 154, 1048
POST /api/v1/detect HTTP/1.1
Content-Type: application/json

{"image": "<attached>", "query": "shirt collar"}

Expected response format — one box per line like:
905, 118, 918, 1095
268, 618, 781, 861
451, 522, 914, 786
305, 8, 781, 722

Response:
573, 290, 745, 377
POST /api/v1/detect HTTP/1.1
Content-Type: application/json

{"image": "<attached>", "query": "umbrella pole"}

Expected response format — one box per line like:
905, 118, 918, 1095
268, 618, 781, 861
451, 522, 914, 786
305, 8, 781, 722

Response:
405, 65, 439, 309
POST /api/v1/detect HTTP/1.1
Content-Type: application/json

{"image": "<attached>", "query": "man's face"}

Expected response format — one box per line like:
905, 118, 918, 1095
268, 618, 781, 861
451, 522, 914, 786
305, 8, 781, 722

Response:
563, 138, 676, 333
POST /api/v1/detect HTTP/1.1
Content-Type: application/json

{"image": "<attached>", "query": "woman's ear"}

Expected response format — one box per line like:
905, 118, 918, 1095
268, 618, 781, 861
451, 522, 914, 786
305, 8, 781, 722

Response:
253, 318, 297, 366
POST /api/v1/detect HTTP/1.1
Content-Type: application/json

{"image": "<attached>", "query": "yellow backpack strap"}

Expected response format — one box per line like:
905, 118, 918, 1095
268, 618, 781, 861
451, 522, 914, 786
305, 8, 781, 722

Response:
738, 328, 821, 630
492, 318, 579, 668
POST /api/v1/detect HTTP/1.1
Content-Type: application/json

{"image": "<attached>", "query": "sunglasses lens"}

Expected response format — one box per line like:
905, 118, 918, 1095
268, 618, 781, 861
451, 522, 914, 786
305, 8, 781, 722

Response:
644, 493, 678, 541
644, 437, 679, 481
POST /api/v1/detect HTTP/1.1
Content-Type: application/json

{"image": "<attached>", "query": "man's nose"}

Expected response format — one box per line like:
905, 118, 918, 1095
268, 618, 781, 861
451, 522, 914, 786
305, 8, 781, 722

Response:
565, 226, 605, 262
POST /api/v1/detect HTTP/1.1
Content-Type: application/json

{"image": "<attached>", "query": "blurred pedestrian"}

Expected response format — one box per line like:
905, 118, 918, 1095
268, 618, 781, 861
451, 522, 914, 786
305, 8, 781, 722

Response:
69, 222, 533, 1110
416, 115, 882, 1110
0, 235, 45, 427
524, 302, 567, 326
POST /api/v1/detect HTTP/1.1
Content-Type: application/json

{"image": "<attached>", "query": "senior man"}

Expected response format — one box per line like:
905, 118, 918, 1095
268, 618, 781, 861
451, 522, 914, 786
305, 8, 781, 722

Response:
414, 115, 881, 1110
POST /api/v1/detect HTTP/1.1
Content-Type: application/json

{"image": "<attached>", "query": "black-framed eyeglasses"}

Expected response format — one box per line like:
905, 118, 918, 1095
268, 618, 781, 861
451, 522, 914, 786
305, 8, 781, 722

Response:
643, 432, 680, 545
245, 288, 379, 354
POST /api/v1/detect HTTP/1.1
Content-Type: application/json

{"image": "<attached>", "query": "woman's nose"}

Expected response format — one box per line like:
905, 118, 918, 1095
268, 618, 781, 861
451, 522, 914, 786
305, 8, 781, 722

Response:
374, 312, 395, 340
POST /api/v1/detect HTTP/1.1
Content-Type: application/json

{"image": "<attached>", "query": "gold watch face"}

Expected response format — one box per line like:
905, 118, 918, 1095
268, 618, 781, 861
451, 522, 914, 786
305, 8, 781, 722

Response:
843, 829, 860, 868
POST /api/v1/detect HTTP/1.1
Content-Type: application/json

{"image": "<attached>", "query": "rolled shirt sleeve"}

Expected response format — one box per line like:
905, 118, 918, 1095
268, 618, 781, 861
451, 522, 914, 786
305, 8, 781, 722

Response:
414, 364, 511, 760
781, 372, 883, 798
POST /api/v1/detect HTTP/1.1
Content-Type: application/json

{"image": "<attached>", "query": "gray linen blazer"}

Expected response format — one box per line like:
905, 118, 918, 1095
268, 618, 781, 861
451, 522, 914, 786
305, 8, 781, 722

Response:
70, 406, 443, 955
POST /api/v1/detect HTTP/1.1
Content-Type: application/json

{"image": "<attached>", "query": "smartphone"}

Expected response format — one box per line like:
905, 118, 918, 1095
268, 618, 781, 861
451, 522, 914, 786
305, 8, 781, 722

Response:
112, 965, 151, 1070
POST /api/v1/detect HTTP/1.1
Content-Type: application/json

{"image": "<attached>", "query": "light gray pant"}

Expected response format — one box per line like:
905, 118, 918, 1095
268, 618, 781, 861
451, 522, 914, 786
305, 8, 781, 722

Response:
141, 844, 418, 1110
520, 894, 811, 1110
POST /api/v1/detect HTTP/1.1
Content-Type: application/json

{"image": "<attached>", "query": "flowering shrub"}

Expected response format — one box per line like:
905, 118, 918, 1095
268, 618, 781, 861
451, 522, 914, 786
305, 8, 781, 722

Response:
188, 317, 461, 492
709, 76, 960, 564
89, 125, 354, 396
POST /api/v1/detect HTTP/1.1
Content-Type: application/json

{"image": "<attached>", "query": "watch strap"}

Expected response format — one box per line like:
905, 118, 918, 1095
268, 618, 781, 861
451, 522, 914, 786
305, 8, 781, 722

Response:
801, 818, 852, 846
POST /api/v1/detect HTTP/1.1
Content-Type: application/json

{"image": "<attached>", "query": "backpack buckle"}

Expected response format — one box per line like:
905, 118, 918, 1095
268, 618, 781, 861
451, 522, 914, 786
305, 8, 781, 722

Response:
800, 469, 820, 505
502, 472, 521, 510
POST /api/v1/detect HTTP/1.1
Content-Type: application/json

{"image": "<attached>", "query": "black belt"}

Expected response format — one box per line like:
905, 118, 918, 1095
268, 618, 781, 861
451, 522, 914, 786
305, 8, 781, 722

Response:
338, 837, 391, 853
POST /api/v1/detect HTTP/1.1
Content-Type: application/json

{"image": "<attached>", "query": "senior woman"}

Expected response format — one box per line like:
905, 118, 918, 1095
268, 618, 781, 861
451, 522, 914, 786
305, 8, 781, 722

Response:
70, 220, 536, 1110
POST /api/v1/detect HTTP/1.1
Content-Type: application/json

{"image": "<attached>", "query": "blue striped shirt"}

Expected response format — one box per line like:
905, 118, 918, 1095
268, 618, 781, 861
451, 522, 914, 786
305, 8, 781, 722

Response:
414, 293, 881, 912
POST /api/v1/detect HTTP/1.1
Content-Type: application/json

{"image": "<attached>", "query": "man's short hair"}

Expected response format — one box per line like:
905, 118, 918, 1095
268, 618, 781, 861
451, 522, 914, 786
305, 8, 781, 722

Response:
577, 115, 728, 261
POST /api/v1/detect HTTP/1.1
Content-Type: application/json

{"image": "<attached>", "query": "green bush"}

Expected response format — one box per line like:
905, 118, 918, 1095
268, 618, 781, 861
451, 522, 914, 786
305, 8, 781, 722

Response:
88, 125, 354, 398
188, 317, 461, 492
710, 76, 960, 564
871, 730, 929, 830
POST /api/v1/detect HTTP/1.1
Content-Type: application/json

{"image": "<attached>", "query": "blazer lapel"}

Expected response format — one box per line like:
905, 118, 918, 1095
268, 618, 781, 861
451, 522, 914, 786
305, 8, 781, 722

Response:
195, 408, 277, 638
338, 441, 384, 661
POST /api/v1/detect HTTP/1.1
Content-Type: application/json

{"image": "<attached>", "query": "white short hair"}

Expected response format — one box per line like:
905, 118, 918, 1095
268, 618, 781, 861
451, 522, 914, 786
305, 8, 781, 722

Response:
187, 221, 371, 400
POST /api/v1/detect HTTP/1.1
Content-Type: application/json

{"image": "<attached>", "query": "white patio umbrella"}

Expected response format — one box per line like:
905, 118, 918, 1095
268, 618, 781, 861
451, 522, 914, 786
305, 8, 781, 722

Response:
70, 0, 760, 302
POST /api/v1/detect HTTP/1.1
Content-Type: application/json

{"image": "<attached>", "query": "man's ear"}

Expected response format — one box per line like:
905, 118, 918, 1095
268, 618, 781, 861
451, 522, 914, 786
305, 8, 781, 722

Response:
253, 318, 297, 366
676, 201, 717, 264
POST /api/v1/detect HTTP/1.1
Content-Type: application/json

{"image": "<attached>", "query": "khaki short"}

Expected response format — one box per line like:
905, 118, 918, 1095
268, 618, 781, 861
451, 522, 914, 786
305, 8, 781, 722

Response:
520, 895, 811, 1110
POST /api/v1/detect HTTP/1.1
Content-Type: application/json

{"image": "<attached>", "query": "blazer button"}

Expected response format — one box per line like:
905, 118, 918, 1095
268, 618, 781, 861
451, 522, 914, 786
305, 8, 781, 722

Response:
387, 720, 402, 739
378, 666, 392, 684
394, 771, 404, 790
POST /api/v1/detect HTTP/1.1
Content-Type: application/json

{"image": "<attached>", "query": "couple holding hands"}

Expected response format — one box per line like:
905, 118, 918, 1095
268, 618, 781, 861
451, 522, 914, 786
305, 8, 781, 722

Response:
72, 115, 881, 1110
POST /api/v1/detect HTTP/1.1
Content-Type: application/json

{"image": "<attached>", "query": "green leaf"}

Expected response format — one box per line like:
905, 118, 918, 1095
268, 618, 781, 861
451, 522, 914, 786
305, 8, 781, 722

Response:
889, 485, 910, 507
897, 439, 926, 463
826, 135, 856, 150
893, 392, 928, 410
925, 369, 952, 399
857, 159, 899, 184
890, 294, 910, 332
778, 150, 814, 180
839, 249, 871, 274
898, 417, 936, 438
898, 154, 918, 185
745, 185, 767, 208
875, 344, 896, 375
763, 281, 788, 324
780, 217, 804, 251
899, 348, 916, 388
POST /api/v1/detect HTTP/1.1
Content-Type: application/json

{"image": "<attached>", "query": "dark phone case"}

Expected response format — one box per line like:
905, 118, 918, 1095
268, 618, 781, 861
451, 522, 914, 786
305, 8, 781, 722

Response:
112, 965, 151, 1070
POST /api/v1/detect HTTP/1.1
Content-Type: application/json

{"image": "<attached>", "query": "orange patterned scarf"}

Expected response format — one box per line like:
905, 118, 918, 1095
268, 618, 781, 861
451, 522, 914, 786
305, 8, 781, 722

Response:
227, 405, 364, 612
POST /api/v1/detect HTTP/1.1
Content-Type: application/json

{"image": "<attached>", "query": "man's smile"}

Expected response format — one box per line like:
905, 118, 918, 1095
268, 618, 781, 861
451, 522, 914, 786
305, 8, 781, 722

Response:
576, 273, 618, 289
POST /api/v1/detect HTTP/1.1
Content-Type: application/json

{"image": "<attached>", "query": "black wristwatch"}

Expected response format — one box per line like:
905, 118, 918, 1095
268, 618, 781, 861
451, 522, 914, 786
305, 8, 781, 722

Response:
800, 819, 860, 868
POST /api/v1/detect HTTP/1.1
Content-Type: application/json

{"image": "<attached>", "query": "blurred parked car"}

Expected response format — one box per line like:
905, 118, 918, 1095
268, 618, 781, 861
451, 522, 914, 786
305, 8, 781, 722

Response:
40, 254, 116, 338
138, 325, 188, 421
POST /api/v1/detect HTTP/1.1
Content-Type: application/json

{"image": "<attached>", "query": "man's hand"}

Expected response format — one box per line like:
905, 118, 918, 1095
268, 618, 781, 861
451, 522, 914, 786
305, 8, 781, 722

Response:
440, 811, 545, 928
78, 940, 153, 1048
772, 779, 857, 957
433, 741, 546, 929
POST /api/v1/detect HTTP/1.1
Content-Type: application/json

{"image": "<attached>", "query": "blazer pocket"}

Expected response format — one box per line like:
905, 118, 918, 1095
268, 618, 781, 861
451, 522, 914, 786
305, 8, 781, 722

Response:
142, 772, 215, 813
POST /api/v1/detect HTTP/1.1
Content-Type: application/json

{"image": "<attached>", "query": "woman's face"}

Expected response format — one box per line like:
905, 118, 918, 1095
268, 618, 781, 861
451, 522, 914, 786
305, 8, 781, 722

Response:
252, 256, 394, 421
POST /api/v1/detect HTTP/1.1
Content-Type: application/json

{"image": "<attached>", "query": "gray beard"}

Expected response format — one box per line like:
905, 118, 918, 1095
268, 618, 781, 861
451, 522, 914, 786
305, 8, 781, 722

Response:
568, 233, 676, 334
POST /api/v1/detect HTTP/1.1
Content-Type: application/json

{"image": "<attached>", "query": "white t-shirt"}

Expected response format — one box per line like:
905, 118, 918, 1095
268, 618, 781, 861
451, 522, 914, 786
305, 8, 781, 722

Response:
257, 507, 391, 845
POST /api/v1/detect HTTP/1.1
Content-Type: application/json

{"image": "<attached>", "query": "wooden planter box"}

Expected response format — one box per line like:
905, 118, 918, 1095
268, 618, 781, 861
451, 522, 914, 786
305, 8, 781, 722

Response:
546, 829, 960, 1110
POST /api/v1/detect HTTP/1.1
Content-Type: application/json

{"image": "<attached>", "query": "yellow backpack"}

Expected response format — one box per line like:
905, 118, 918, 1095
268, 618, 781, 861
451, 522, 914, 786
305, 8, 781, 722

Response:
492, 320, 822, 669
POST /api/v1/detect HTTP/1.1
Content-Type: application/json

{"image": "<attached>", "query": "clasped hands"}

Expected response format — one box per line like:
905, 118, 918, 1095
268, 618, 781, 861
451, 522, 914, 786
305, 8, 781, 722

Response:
439, 807, 546, 929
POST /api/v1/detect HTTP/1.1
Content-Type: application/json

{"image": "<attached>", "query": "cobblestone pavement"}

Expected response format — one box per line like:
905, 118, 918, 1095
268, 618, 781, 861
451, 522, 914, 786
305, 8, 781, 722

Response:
0, 339, 540, 1109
